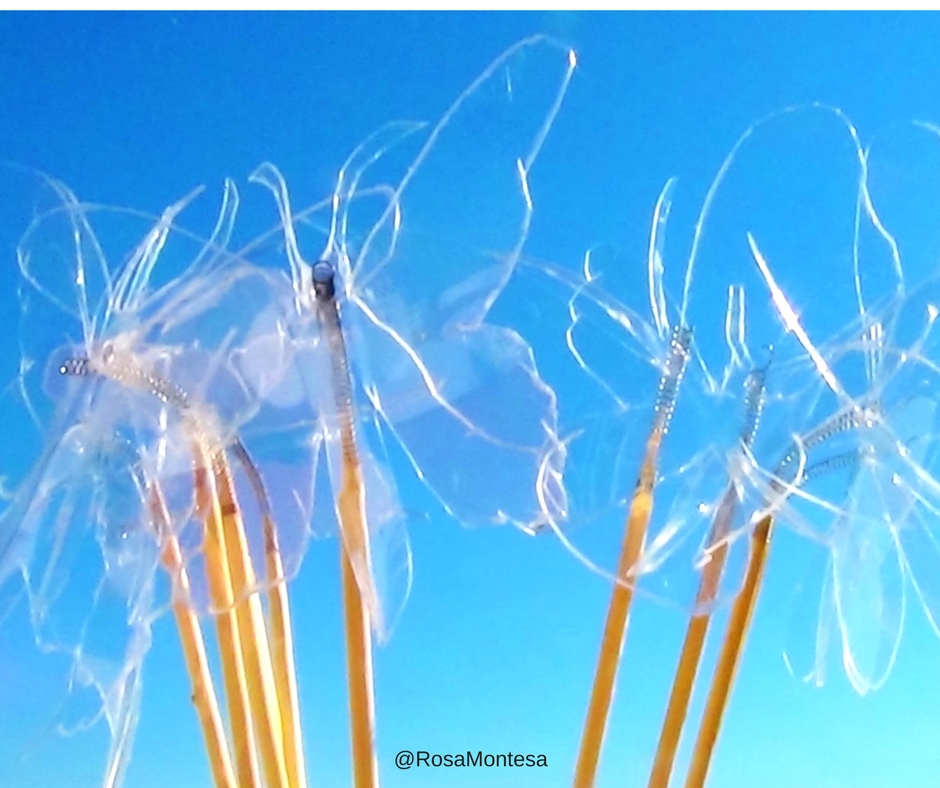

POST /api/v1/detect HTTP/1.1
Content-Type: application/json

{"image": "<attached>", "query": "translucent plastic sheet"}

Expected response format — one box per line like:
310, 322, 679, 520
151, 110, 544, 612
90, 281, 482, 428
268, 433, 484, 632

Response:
776, 241, 940, 694
235, 35, 577, 638
12, 34, 940, 788
511, 102, 940, 677
0, 171, 324, 786
737, 117, 940, 694
0, 35, 577, 787
515, 107, 883, 615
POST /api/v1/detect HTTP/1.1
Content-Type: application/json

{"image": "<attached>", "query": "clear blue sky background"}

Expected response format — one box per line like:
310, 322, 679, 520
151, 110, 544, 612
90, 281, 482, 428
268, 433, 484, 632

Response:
2, 11, 940, 788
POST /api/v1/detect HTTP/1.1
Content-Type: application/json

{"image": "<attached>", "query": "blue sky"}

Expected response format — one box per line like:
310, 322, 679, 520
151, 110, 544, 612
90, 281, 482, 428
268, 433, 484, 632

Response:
2, 11, 940, 788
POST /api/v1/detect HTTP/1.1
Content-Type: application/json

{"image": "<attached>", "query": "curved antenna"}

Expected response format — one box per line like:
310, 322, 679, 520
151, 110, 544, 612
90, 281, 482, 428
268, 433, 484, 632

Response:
249, 164, 312, 311
329, 121, 422, 288
648, 178, 676, 341
109, 186, 204, 318
188, 178, 241, 278
17, 174, 112, 350
749, 233, 845, 399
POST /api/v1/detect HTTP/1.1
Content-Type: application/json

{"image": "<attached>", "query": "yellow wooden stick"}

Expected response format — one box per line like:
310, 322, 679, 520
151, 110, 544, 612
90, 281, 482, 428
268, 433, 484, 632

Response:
212, 453, 291, 788
647, 489, 738, 788
149, 482, 237, 788
313, 262, 381, 788
341, 540, 378, 788
683, 514, 773, 788
232, 440, 307, 788
573, 426, 663, 788
649, 362, 767, 788
264, 514, 308, 788
195, 457, 262, 788
336, 419, 380, 788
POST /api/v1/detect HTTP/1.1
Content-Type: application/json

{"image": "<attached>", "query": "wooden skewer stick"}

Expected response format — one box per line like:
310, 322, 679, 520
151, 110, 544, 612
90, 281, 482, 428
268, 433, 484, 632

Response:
649, 361, 767, 788
573, 425, 663, 788
233, 439, 308, 788
195, 456, 262, 788
683, 514, 773, 788
314, 261, 381, 788
149, 480, 238, 788
337, 415, 380, 788
573, 325, 690, 788
265, 517, 308, 788
67, 351, 305, 787
646, 489, 736, 788
212, 452, 291, 788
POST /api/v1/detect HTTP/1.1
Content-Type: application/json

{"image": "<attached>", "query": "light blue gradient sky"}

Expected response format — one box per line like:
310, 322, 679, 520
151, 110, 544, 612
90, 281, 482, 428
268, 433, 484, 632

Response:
2, 12, 940, 788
